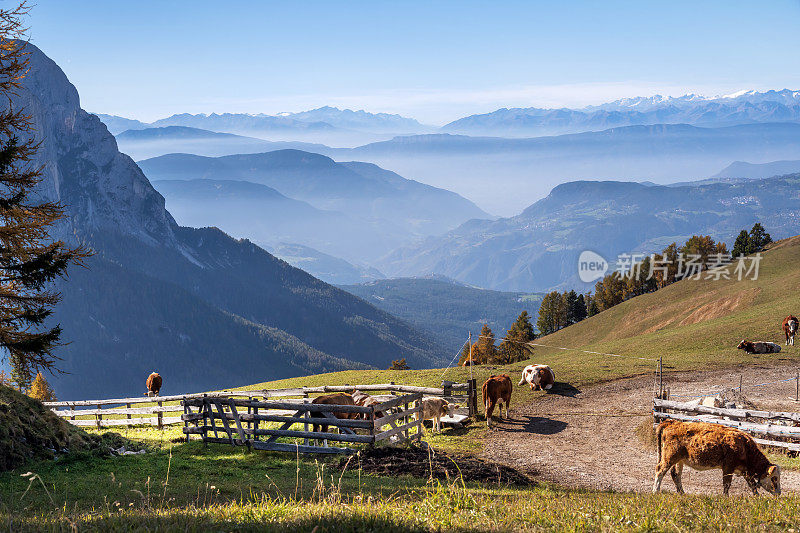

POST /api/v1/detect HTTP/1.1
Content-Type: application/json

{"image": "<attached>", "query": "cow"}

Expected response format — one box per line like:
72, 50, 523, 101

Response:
737, 340, 782, 354
518, 364, 555, 391
309, 392, 358, 436
653, 420, 781, 496
482, 374, 512, 428
783, 316, 799, 346
145, 372, 162, 397
414, 397, 459, 433
350, 389, 384, 421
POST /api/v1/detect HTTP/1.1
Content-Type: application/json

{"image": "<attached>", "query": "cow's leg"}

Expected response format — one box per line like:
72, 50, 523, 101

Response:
722, 467, 734, 495
745, 476, 759, 495
670, 463, 685, 494
486, 400, 495, 428
505, 396, 510, 418
653, 464, 670, 493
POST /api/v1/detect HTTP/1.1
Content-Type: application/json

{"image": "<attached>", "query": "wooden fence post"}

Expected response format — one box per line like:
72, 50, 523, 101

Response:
126, 402, 132, 427
468, 379, 478, 418
157, 400, 163, 430
96, 403, 102, 429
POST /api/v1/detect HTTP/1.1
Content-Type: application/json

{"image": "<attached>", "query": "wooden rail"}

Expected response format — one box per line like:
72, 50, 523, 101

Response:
45, 380, 476, 429
182, 392, 424, 454
653, 398, 800, 451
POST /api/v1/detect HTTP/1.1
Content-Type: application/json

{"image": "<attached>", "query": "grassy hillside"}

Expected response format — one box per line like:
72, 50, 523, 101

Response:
538, 235, 800, 376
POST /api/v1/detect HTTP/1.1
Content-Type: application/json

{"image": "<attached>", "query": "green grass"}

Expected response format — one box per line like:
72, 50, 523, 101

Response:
3, 435, 800, 532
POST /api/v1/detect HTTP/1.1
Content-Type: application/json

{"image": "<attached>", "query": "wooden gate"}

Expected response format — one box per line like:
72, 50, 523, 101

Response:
182, 391, 423, 454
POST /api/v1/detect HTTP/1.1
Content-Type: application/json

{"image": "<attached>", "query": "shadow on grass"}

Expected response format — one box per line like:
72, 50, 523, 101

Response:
497, 415, 568, 435
549, 382, 581, 397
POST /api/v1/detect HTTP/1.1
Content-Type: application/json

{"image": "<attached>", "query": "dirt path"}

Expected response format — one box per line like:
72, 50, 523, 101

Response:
482, 363, 800, 494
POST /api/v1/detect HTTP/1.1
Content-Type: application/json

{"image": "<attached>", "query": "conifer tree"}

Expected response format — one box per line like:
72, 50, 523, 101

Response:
748, 223, 772, 253
0, 5, 87, 389
27, 370, 55, 401
499, 310, 536, 363
475, 323, 497, 363
732, 229, 750, 257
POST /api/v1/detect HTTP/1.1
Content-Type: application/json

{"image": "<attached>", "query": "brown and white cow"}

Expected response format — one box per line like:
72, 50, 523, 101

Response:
350, 389, 384, 421
414, 397, 458, 433
145, 372, 162, 397
737, 340, 782, 354
783, 316, 799, 346
310, 392, 358, 435
653, 420, 781, 495
482, 374, 512, 428
518, 364, 555, 391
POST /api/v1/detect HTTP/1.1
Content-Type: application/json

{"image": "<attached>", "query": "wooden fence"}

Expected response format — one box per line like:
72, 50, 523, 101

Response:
44, 380, 477, 429
653, 398, 800, 452
182, 391, 423, 454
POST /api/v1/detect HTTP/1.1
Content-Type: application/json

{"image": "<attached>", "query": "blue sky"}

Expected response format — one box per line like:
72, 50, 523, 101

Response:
27, 1, 800, 124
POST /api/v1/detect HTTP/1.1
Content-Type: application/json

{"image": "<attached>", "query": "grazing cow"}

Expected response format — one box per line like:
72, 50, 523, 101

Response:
737, 340, 781, 354
414, 397, 459, 433
145, 372, 162, 397
653, 420, 781, 495
310, 392, 357, 435
783, 316, 799, 346
518, 364, 555, 391
482, 374, 512, 428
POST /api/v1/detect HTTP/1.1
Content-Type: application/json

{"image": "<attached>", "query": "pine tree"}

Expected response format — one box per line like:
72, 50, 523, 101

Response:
536, 291, 567, 335
0, 7, 87, 389
574, 293, 588, 322
564, 290, 579, 326
475, 324, 497, 363
27, 371, 56, 401
732, 230, 750, 257
0, 369, 8, 387
586, 295, 600, 317
458, 341, 475, 365
748, 223, 772, 253
499, 310, 536, 363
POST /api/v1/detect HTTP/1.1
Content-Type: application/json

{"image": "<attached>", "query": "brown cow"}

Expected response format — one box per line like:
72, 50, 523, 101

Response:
145, 372, 162, 397
310, 392, 357, 435
737, 340, 781, 354
783, 316, 799, 346
653, 420, 781, 495
482, 374, 512, 428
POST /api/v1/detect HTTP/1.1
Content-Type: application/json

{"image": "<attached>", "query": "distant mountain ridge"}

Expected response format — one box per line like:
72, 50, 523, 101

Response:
378, 174, 800, 292
139, 150, 489, 263
115, 126, 330, 160
714, 160, 800, 180
341, 277, 543, 352
444, 89, 800, 136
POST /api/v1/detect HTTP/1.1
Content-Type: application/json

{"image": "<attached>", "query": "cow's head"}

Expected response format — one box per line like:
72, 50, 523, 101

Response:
790, 320, 798, 334
443, 402, 460, 417
519, 367, 531, 386
737, 340, 751, 351
758, 465, 781, 496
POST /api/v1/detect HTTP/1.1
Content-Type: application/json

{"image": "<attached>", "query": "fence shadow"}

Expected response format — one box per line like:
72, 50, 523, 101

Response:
498, 415, 568, 435
549, 382, 581, 397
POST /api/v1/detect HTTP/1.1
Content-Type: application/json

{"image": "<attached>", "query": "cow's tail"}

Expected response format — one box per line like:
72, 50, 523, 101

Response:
655, 420, 672, 463
481, 380, 488, 412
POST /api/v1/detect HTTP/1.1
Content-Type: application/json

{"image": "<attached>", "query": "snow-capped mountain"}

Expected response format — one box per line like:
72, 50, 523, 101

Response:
444, 89, 800, 136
